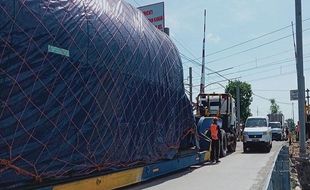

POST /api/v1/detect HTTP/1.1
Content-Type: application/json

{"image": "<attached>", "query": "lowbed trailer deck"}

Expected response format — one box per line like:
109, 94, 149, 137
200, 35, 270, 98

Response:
33, 150, 211, 190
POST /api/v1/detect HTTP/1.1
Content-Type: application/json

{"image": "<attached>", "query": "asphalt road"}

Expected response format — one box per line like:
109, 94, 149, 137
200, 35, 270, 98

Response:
122, 141, 285, 190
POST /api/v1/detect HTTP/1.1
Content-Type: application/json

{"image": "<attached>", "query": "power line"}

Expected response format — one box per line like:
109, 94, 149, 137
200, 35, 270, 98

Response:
190, 76, 241, 88
226, 57, 295, 76
206, 18, 310, 57
181, 53, 201, 66
253, 93, 291, 105
190, 53, 310, 82
207, 26, 291, 57
184, 43, 310, 80
183, 50, 310, 86
207, 27, 310, 64
182, 18, 310, 63
246, 65, 310, 83
211, 60, 310, 86
215, 42, 310, 69
239, 57, 307, 80
224, 54, 310, 77
235, 49, 294, 67
180, 53, 231, 81
171, 35, 197, 59
253, 89, 289, 92
207, 67, 234, 75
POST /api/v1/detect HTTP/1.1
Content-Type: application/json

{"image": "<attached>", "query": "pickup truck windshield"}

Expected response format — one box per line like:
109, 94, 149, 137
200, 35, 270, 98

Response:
245, 118, 267, 127
269, 122, 281, 128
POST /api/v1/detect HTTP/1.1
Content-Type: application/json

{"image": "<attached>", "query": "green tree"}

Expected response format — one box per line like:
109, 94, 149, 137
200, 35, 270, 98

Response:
225, 80, 253, 122
270, 99, 280, 114
286, 118, 295, 132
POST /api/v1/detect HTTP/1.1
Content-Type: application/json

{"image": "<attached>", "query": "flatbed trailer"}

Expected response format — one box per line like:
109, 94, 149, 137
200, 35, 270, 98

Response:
33, 150, 211, 190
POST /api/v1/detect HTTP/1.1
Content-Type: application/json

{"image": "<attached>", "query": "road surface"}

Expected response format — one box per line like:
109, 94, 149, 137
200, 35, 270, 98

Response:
122, 141, 285, 190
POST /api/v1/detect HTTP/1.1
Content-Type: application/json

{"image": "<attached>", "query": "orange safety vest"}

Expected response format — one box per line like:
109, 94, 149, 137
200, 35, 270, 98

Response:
210, 124, 219, 140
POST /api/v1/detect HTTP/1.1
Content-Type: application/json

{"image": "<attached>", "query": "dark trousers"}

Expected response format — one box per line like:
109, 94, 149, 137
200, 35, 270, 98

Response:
211, 139, 220, 161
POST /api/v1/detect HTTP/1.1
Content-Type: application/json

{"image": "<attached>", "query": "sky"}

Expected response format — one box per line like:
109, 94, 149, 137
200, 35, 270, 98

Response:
125, 0, 310, 122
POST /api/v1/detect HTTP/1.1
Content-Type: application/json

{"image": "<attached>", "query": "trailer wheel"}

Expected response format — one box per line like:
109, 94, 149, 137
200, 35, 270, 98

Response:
220, 131, 227, 157
228, 140, 236, 152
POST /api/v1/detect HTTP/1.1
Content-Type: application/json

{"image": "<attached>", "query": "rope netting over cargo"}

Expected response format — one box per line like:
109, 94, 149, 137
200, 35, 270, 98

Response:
0, 0, 196, 189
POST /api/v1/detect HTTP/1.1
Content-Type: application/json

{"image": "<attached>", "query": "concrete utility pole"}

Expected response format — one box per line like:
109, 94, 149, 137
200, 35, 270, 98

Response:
189, 67, 193, 103
257, 107, 259, 116
292, 102, 295, 123
200, 9, 206, 94
306, 89, 310, 106
236, 85, 241, 125
295, 0, 306, 155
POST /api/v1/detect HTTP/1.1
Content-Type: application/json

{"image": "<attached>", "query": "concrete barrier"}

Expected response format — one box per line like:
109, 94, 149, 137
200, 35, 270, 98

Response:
266, 146, 290, 190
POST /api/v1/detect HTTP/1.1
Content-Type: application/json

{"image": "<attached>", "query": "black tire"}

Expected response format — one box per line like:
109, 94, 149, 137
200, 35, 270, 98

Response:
220, 131, 227, 157
228, 139, 237, 152
265, 146, 271, 153
243, 145, 248, 153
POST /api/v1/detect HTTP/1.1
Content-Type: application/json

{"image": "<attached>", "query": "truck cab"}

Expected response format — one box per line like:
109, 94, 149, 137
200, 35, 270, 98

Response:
269, 121, 283, 141
195, 93, 237, 156
243, 116, 272, 152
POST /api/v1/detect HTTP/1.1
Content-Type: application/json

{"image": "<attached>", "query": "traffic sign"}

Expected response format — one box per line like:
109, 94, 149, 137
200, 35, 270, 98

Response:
290, 90, 299, 101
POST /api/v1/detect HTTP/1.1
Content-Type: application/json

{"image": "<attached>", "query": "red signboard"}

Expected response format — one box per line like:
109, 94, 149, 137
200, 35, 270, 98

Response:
138, 2, 165, 31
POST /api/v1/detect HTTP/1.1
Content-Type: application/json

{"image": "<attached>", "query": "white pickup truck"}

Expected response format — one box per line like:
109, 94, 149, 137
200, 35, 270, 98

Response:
243, 116, 272, 153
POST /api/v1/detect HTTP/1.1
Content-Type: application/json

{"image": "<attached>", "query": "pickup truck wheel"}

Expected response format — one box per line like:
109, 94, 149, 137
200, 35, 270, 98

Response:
243, 146, 248, 153
264, 145, 271, 153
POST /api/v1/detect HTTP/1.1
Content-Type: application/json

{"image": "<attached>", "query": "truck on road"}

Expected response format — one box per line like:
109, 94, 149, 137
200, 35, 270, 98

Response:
270, 121, 284, 141
267, 113, 285, 140
195, 93, 237, 157
267, 113, 284, 126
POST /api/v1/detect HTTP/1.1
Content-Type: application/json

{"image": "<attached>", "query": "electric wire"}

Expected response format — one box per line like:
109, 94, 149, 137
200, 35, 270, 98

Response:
182, 18, 310, 63
253, 93, 291, 105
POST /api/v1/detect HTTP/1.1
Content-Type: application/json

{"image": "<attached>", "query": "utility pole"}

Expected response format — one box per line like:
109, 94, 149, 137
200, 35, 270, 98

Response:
189, 67, 193, 103
236, 84, 241, 140
295, 0, 306, 155
306, 89, 310, 106
200, 9, 206, 94
236, 85, 241, 125
292, 102, 295, 123
257, 107, 259, 116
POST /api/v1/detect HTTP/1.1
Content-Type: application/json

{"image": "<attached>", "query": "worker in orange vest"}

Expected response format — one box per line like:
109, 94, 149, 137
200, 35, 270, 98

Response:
210, 117, 221, 163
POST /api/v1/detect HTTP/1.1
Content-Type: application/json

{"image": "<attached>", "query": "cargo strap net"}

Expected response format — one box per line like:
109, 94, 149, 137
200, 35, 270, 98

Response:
0, 0, 196, 189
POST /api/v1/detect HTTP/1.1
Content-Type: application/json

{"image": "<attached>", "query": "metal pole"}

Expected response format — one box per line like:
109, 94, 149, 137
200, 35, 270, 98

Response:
295, 0, 306, 155
189, 67, 193, 103
257, 107, 259, 116
200, 9, 206, 94
236, 85, 241, 140
237, 85, 241, 124
292, 102, 295, 123
306, 89, 309, 106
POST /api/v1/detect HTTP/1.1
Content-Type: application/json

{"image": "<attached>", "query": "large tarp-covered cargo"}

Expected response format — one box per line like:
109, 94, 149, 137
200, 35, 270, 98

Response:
0, 0, 196, 189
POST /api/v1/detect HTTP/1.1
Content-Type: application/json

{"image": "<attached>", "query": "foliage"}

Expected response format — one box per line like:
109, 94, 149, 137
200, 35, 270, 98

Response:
225, 80, 253, 123
286, 118, 295, 132
270, 99, 281, 114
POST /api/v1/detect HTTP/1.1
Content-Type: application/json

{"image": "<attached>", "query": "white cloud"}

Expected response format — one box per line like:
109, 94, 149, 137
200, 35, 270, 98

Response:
206, 33, 221, 44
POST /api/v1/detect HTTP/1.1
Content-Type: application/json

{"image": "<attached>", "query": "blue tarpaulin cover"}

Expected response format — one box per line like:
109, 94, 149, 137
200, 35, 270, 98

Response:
0, 0, 195, 189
